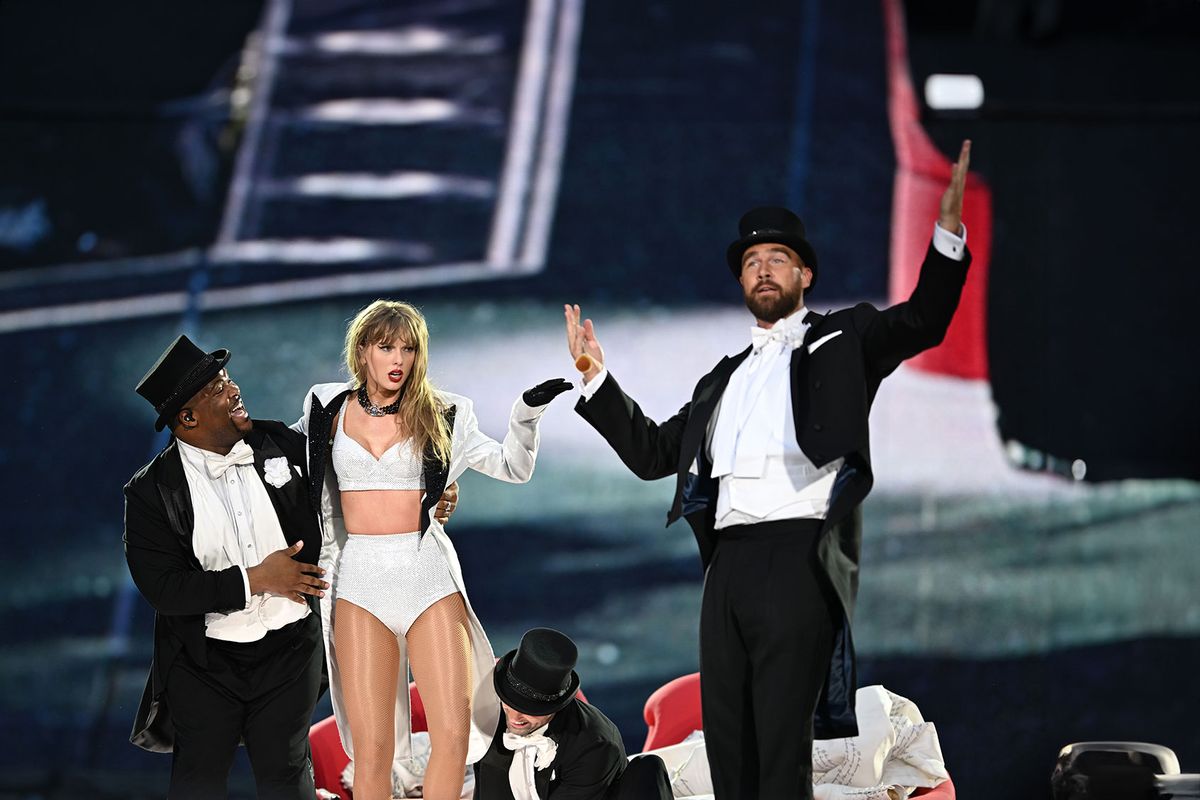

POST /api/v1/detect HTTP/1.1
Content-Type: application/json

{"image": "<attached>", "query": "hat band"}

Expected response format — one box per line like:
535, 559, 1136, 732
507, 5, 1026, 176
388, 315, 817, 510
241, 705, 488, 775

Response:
505, 667, 569, 704
154, 354, 218, 414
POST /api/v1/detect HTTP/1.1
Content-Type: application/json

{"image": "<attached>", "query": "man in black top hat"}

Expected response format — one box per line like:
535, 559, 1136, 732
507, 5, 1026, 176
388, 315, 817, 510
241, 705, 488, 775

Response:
475, 628, 671, 800
565, 141, 973, 799
124, 334, 333, 798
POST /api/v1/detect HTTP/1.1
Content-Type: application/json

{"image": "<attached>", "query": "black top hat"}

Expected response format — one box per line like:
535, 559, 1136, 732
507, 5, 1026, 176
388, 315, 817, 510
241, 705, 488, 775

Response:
725, 206, 820, 291
135, 335, 231, 432
494, 628, 581, 716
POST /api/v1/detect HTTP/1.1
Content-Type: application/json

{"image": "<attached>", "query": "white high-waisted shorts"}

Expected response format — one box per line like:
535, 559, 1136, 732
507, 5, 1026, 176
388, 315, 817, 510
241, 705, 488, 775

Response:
335, 532, 459, 637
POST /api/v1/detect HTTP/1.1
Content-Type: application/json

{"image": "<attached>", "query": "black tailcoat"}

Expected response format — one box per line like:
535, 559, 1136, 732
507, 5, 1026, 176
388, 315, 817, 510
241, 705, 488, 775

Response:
575, 241, 971, 737
122, 419, 322, 752
474, 698, 626, 800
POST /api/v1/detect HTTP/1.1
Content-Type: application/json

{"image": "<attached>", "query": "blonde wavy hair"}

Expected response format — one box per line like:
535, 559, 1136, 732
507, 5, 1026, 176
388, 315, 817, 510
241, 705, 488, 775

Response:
344, 300, 451, 465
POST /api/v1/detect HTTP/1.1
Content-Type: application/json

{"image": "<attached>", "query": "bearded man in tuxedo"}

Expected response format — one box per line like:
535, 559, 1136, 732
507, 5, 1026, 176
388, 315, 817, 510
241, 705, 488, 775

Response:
565, 141, 973, 799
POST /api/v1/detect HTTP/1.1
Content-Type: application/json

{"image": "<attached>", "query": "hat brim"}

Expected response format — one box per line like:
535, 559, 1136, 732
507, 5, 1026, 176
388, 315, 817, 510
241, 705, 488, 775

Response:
726, 233, 819, 289
493, 649, 581, 716
153, 349, 232, 432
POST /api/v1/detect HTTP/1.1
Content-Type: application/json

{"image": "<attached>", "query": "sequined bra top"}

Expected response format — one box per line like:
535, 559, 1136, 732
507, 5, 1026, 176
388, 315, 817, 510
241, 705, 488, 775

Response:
331, 396, 424, 491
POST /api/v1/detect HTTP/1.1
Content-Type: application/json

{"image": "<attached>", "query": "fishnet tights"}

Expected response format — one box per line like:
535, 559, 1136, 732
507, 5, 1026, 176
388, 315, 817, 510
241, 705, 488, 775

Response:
336, 594, 474, 800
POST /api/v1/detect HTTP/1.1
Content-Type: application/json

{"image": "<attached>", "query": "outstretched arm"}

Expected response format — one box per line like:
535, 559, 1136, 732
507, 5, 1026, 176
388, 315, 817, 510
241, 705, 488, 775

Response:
575, 370, 689, 482
456, 378, 570, 484
861, 140, 973, 370
566, 302, 687, 480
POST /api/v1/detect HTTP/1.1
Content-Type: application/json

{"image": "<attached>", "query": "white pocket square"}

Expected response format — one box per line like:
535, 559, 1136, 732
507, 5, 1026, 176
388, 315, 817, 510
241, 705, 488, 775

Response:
807, 329, 843, 354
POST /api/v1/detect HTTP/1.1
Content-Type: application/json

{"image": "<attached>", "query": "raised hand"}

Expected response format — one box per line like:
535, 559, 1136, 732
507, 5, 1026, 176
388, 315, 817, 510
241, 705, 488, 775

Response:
434, 481, 459, 526
522, 378, 573, 407
938, 139, 971, 236
564, 304, 605, 382
246, 540, 328, 604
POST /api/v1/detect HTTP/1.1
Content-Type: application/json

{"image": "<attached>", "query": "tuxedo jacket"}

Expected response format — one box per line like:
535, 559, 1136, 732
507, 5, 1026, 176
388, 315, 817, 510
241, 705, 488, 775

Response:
576, 241, 971, 738
122, 419, 322, 752
474, 699, 626, 800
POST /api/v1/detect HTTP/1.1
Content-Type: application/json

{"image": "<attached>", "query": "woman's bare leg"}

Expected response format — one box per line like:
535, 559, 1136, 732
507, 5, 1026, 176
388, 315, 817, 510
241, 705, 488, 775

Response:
335, 598, 401, 800
407, 592, 473, 800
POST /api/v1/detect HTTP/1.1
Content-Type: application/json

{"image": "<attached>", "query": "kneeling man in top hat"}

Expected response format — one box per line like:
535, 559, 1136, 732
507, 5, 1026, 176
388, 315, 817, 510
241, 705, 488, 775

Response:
475, 628, 671, 800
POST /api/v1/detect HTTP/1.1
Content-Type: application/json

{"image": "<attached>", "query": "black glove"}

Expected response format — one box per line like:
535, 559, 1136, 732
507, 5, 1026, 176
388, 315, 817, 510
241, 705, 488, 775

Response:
523, 378, 573, 407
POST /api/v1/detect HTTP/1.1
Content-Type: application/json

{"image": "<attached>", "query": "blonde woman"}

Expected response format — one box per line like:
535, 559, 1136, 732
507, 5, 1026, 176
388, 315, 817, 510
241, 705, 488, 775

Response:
296, 300, 570, 799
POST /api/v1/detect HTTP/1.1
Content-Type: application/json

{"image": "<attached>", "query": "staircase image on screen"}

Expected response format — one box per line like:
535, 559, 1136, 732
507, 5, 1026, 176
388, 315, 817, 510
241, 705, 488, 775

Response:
2, 0, 583, 332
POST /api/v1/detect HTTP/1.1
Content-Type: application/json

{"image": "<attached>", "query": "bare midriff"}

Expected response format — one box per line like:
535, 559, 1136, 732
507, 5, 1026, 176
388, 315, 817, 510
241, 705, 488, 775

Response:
341, 489, 423, 534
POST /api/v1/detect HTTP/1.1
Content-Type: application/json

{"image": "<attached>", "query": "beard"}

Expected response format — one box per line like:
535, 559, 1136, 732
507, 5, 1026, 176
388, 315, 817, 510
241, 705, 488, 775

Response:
744, 281, 803, 323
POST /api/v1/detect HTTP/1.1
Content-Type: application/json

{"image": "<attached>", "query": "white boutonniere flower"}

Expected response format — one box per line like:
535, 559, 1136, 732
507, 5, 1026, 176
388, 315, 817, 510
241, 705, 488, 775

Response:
263, 457, 292, 488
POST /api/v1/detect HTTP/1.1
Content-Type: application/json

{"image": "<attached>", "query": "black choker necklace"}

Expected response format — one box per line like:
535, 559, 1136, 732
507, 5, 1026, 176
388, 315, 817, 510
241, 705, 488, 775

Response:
357, 385, 401, 417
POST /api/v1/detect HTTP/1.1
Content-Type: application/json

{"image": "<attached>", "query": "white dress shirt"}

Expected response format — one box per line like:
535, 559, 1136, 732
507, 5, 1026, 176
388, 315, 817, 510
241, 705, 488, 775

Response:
708, 306, 843, 527
177, 439, 308, 642
580, 222, 967, 529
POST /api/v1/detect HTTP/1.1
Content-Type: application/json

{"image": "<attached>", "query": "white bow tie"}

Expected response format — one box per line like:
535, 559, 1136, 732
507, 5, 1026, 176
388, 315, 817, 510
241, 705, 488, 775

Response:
205, 440, 255, 480
750, 323, 803, 354
504, 729, 557, 800
503, 731, 557, 768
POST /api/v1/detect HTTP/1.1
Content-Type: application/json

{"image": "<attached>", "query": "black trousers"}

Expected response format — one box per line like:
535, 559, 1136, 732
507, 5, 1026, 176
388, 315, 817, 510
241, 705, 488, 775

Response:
613, 755, 673, 800
164, 613, 322, 800
699, 519, 838, 800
